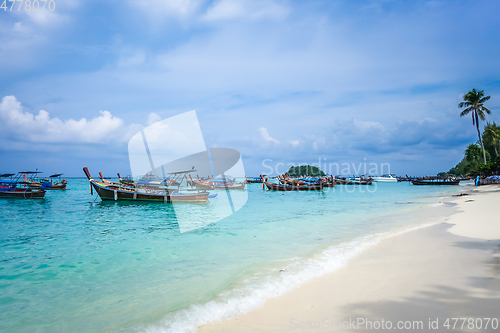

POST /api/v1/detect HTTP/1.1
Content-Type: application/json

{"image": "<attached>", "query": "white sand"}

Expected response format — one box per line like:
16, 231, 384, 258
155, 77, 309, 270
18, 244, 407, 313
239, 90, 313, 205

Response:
199, 185, 500, 332
446, 185, 500, 240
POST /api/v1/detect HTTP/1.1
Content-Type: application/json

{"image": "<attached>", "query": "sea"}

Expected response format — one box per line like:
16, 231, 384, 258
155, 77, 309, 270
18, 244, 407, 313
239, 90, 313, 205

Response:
0, 179, 468, 333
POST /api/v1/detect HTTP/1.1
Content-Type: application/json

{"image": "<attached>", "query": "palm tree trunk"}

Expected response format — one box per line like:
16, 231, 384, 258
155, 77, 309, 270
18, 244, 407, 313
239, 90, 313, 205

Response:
476, 111, 487, 164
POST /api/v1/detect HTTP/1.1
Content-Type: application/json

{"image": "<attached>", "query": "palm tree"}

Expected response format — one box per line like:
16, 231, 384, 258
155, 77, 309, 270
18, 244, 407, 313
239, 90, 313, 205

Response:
459, 89, 491, 164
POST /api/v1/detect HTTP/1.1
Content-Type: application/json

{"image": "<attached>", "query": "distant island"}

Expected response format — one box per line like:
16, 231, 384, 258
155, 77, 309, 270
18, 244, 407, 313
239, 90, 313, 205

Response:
286, 165, 325, 177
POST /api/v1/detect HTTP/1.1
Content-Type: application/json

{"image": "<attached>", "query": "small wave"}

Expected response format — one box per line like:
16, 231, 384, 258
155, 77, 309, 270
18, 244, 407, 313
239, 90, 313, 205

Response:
140, 222, 440, 333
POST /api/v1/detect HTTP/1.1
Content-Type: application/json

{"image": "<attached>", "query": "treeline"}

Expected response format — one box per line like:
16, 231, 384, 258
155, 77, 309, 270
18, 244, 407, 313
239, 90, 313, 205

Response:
442, 123, 500, 177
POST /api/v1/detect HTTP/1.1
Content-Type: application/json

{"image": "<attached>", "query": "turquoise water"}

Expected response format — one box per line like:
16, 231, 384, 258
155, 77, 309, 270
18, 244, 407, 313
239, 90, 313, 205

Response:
0, 179, 466, 332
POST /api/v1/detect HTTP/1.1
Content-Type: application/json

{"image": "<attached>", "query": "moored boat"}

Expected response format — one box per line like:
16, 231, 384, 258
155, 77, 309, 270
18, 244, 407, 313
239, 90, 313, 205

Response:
117, 173, 134, 185
372, 174, 398, 182
261, 175, 323, 191
212, 181, 246, 190
46, 174, 68, 190
245, 176, 264, 183
411, 179, 460, 186
0, 172, 48, 198
322, 176, 336, 187
84, 167, 210, 203
334, 177, 373, 185
188, 175, 214, 190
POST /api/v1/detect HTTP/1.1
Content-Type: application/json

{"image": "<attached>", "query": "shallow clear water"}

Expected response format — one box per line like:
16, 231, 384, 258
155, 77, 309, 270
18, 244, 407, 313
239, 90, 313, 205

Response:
0, 179, 466, 332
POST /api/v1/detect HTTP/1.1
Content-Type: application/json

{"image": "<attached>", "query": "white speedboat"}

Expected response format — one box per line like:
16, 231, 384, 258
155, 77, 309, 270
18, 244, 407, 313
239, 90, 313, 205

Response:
372, 174, 398, 182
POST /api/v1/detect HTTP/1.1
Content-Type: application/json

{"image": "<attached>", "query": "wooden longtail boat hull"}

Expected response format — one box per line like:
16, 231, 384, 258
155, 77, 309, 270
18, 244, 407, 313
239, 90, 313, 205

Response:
354, 180, 372, 185
84, 167, 209, 203
91, 182, 209, 202
0, 189, 46, 198
192, 181, 215, 190
245, 179, 263, 183
212, 183, 246, 190
411, 180, 460, 186
29, 183, 67, 190
335, 179, 372, 185
263, 181, 323, 191
286, 180, 306, 186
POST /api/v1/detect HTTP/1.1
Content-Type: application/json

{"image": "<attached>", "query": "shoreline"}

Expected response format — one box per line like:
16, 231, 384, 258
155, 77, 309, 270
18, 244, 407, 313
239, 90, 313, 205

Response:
197, 184, 500, 332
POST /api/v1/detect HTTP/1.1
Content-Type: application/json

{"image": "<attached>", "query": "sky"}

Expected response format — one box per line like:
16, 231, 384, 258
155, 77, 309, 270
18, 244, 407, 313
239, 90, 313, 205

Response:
1, 0, 500, 177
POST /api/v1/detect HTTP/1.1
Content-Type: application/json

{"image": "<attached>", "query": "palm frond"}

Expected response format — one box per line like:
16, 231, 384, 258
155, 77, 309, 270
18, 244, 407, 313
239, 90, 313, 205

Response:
479, 96, 491, 103
481, 106, 492, 114
460, 107, 473, 117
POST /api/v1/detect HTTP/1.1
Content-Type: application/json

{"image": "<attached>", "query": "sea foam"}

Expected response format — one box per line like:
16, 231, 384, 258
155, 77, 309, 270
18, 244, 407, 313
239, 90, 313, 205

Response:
141, 221, 440, 333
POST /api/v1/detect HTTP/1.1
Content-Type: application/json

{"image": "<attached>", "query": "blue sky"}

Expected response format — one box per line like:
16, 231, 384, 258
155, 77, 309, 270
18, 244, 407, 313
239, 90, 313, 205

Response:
1, 0, 500, 177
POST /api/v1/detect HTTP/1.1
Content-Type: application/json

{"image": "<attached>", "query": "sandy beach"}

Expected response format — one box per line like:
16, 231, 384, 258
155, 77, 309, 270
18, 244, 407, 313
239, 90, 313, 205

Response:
199, 184, 500, 332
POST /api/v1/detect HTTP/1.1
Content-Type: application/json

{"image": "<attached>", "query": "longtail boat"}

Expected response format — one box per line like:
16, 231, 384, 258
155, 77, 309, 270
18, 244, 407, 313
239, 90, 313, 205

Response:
0, 172, 48, 198
201, 176, 235, 185
0, 173, 15, 189
25, 173, 68, 190
46, 174, 67, 190
353, 179, 373, 185
22, 171, 50, 188
117, 173, 134, 185
411, 179, 460, 186
245, 176, 263, 183
187, 175, 245, 190
212, 181, 246, 190
261, 175, 323, 191
24, 172, 67, 190
84, 167, 210, 203
322, 176, 336, 187
334, 177, 373, 185
284, 178, 306, 186
188, 175, 214, 190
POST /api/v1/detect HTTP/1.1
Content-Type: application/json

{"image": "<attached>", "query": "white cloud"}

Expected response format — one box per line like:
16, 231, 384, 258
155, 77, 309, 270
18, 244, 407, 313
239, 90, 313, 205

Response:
353, 119, 385, 131
128, 0, 204, 19
0, 95, 125, 144
147, 112, 162, 125
13, 22, 30, 33
289, 139, 299, 147
24, 10, 69, 27
259, 127, 280, 145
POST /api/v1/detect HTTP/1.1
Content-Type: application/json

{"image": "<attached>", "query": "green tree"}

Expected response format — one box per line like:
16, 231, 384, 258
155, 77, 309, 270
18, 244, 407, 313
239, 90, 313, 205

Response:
483, 122, 500, 158
459, 89, 492, 164
464, 143, 482, 163
286, 165, 325, 177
